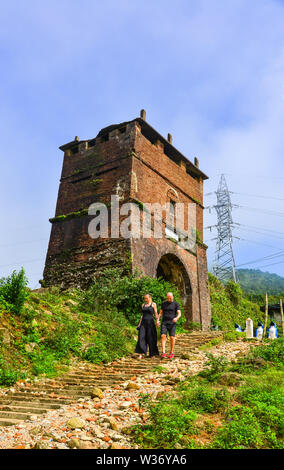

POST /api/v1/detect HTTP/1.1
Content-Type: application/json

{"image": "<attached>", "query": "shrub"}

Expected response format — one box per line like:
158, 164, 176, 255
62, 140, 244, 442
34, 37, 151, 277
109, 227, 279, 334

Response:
237, 387, 284, 436
231, 339, 284, 375
225, 281, 243, 305
212, 404, 282, 449
45, 319, 82, 358
0, 268, 29, 314
29, 350, 60, 377
0, 358, 26, 386
180, 383, 230, 413
249, 402, 284, 436
83, 308, 135, 364
80, 268, 186, 328
238, 384, 283, 408
209, 273, 264, 331
223, 331, 245, 342
199, 338, 223, 351
199, 353, 229, 382
133, 397, 197, 448
251, 337, 284, 365
212, 405, 266, 449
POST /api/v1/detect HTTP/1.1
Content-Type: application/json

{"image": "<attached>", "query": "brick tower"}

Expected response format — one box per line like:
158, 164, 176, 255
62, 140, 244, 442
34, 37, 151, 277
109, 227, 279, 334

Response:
42, 110, 211, 329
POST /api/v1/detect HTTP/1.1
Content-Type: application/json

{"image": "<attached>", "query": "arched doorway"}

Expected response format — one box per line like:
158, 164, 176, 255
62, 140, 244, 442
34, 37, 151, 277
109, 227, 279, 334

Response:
156, 253, 193, 324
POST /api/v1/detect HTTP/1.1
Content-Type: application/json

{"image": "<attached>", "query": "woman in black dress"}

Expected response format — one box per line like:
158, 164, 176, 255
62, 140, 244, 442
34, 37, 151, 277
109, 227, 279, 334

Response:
135, 294, 160, 359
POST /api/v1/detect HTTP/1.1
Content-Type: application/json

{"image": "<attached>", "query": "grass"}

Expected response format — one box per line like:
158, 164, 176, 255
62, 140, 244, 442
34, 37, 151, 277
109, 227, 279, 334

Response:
209, 274, 266, 331
131, 338, 284, 449
0, 285, 137, 386
0, 267, 187, 387
152, 365, 167, 374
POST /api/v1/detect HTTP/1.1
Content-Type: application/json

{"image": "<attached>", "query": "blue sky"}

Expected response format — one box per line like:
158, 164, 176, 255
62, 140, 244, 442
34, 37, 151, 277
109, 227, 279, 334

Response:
1, 0, 284, 288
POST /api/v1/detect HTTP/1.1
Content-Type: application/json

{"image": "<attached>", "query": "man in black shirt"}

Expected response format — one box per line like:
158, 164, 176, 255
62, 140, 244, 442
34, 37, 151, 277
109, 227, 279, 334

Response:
157, 292, 181, 359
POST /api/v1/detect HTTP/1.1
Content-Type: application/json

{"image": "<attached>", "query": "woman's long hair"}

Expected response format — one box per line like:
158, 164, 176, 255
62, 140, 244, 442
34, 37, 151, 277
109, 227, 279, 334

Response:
144, 293, 152, 303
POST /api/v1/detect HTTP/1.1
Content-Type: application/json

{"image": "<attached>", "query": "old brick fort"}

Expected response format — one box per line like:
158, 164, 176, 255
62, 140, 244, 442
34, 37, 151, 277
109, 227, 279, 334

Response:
42, 110, 211, 329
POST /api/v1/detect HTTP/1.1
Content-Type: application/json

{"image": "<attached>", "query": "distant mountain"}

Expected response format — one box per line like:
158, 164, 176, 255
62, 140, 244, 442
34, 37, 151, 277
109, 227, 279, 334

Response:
237, 269, 284, 295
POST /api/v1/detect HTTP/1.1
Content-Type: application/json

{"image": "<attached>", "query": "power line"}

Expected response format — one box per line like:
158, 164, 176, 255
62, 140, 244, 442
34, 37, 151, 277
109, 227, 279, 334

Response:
255, 260, 284, 269
231, 237, 283, 251
206, 190, 284, 202
237, 205, 284, 217
236, 250, 284, 268
207, 224, 284, 240
237, 224, 284, 236
205, 203, 284, 217
235, 226, 284, 240
231, 191, 284, 202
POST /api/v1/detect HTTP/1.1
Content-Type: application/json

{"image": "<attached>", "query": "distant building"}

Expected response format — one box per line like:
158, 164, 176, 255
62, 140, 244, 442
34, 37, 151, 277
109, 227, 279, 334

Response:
260, 303, 283, 323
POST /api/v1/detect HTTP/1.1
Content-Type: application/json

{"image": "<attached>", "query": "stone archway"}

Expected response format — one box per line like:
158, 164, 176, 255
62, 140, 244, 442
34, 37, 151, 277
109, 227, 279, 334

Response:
156, 253, 193, 324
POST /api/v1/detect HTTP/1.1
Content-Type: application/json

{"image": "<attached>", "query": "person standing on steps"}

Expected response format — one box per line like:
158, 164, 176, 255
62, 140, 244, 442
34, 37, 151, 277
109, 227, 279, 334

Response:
158, 292, 181, 359
134, 294, 160, 359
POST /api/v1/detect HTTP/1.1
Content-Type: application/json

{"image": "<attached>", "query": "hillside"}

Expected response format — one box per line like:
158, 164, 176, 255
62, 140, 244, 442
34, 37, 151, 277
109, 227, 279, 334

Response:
0, 267, 185, 386
0, 267, 268, 387
237, 268, 284, 295
208, 273, 264, 331
0, 268, 283, 450
0, 287, 137, 386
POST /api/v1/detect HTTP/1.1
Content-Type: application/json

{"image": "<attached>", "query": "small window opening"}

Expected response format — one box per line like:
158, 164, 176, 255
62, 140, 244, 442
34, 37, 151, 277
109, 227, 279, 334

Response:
71, 145, 79, 155
88, 139, 96, 148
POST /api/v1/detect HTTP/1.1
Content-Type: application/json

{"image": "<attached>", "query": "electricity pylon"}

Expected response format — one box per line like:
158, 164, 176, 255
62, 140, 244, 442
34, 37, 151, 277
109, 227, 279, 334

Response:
208, 174, 238, 283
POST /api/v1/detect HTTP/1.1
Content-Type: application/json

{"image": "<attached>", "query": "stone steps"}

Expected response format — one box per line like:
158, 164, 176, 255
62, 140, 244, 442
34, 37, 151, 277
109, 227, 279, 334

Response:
0, 418, 22, 427
0, 404, 48, 414
0, 331, 223, 427
62, 372, 141, 381
17, 388, 93, 398
0, 401, 61, 411
1, 395, 73, 405
55, 378, 125, 386
69, 368, 145, 374
0, 410, 36, 421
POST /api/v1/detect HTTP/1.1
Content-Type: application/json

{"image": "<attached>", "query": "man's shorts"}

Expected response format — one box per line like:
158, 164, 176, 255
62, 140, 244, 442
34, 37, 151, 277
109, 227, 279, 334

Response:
161, 320, 177, 337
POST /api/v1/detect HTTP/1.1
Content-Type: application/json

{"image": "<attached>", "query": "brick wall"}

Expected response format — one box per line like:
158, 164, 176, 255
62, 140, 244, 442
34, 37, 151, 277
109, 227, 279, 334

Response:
43, 116, 211, 329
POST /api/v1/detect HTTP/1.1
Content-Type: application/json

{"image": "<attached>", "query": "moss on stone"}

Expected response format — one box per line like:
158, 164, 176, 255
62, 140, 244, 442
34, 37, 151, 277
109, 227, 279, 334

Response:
89, 178, 103, 191
49, 209, 89, 223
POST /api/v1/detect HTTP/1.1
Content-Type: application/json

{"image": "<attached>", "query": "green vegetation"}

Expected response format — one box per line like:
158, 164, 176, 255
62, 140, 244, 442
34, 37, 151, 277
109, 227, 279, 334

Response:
152, 365, 167, 374
0, 266, 283, 449
130, 198, 145, 211
237, 268, 284, 296
49, 209, 89, 223
198, 337, 223, 351
71, 168, 87, 176
0, 267, 185, 387
131, 338, 284, 449
199, 353, 229, 382
89, 178, 103, 190
209, 273, 265, 331
80, 267, 186, 329
0, 268, 28, 314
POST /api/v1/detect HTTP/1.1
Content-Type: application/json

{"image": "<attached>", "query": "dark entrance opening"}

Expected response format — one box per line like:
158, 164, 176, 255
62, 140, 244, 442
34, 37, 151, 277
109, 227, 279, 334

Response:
156, 253, 193, 324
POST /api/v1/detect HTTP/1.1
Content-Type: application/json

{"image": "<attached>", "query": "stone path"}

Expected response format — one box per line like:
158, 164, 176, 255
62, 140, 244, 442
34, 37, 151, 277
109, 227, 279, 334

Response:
0, 332, 257, 449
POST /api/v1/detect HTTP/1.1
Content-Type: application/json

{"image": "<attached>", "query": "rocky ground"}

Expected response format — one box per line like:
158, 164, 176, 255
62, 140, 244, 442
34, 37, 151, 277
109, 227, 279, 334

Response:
0, 340, 259, 449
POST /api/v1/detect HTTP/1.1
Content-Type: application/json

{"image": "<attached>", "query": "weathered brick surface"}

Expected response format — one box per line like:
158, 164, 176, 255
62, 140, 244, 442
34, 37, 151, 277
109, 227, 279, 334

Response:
43, 116, 211, 328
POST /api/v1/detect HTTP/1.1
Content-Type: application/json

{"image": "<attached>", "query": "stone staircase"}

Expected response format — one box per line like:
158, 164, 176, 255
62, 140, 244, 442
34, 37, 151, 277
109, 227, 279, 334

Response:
0, 331, 222, 427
